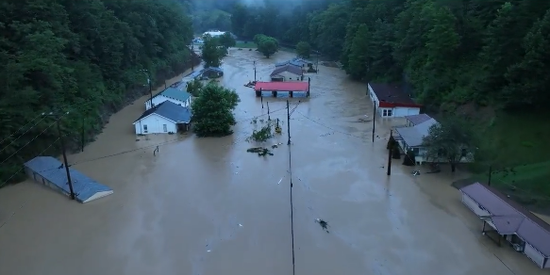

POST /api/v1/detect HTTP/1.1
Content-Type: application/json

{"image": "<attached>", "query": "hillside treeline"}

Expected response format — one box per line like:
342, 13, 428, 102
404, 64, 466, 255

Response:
231, 0, 550, 111
0, 0, 193, 184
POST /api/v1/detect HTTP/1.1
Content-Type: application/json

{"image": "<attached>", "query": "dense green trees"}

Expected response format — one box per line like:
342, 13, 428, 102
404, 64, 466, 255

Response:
295, 42, 311, 59
201, 36, 225, 68
227, 0, 550, 111
191, 83, 240, 137
0, 0, 193, 184
254, 34, 279, 58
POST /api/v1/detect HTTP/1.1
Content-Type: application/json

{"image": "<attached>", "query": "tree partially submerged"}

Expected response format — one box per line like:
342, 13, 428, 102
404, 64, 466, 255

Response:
191, 83, 240, 137
254, 34, 278, 58
201, 36, 226, 67
296, 41, 311, 58
186, 79, 204, 97
219, 32, 236, 48
246, 118, 275, 142
422, 117, 477, 172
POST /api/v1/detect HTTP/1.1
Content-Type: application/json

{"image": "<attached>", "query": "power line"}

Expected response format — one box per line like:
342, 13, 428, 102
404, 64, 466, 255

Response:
0, 121, 57, 166
0, 137, 61, 189
0, 115, 46, 152
286, 100, 296, 275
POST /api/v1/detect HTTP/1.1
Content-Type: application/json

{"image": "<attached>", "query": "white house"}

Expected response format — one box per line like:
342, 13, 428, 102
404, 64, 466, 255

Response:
134, 101, 192, 135
270, 64, 304, 82
145, 87, 192, 110
368, 83, 421, 118
202, 30, 226, 38
460, 182, 550, 269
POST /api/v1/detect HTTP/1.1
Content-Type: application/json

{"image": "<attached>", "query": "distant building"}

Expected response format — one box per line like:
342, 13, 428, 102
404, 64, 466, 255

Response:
367, 82, 422, 118
134, 101, 192, 135
24, 156, 113, 203
270, 64, 304, 82
275, 58, 313, 71
145, 88, 192, 110
202, 30, 226, 38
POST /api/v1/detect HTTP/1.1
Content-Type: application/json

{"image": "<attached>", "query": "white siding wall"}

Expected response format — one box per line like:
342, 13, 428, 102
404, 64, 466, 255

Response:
368, 84, 379, 108
145, 95, 190, 110
134, 114, 177, 135
461, 193, 492, 217
524, 244, 546, 268
272, 71, 302, 81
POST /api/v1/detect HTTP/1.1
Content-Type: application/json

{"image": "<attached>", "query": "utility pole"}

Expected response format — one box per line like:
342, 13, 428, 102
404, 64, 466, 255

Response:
372, 103, 376, 142
253, 61, 257, 82
488, 165, 493, 186
44, 112, 76, 200
267, 101, 271, 120
81, 115, 85, 152
387, 130, 393, 176
261, 96, 264, 109
140, 69, 153, 109
287, 100, 291, 145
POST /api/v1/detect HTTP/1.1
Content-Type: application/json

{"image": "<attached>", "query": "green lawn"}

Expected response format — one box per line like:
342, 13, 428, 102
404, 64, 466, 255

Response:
235, 41, 257, 48
467, 111, 550, 206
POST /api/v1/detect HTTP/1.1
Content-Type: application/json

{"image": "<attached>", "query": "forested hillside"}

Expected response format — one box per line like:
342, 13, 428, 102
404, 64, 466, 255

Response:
224, 0, 550, 202
0, 0, 193, 184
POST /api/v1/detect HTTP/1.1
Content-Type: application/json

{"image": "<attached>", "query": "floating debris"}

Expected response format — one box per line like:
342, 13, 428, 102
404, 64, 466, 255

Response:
315, 218, 330, 233
247, 147, 274, 156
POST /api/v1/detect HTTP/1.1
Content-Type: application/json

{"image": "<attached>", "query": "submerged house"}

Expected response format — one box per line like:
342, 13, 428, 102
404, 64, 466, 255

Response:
394, 117, 438, 165
460, 182, 550, 269
24, 156, 113, 203
275, 58, 313, 71
145, 88, 192, 110
368, 83, 422, 118
270, 64, 304, 81
134, 101, 192, 135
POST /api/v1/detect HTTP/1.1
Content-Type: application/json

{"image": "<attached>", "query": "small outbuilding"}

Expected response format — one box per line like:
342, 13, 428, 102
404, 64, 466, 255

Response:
134, 101, 192, 135
24, 156, 113, 203
254, 79, 310, 98
270, 64, 304, 82
145, 88, 192, 110
460, 182, 550, 269
368, 83, 422, 118
201, 67, 223, 79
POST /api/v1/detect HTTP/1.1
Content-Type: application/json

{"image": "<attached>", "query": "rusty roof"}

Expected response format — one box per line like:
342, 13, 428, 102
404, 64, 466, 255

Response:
460, 182, 550, 256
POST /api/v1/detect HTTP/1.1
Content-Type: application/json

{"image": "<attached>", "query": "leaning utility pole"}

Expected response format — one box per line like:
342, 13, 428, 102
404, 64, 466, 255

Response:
44, 111, 76, 200
140, 69, 153, 109
287, 100, 291, 145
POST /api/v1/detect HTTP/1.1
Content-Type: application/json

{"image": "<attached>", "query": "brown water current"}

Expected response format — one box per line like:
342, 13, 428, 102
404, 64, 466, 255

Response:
1, 49, 549, 275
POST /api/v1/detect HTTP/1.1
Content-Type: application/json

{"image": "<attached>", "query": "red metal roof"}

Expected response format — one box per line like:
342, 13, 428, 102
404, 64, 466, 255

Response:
370, 83, 422, 108
254, 81, 309, 92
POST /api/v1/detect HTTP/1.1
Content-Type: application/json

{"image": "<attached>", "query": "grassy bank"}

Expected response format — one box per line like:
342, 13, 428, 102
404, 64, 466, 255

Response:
467, 111, 550, 206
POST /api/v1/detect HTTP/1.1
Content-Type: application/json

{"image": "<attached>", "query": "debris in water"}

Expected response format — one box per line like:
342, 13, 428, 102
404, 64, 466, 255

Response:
206, 250, 211, 253
315, 218, 330, 233
247, 147, 274, 156
412, 170, 420, 176
238, 223, 243, 227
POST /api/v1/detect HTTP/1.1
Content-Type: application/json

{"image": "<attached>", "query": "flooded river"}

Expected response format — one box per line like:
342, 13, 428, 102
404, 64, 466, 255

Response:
0, 49, 548, 275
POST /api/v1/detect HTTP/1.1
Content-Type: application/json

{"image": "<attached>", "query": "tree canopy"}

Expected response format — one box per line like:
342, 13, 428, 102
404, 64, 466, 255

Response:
295, 41, 311, 59
201, 36, 225, 68
0, 0, 193, 184
191, 83, 240, 137
254, 34, 278, 58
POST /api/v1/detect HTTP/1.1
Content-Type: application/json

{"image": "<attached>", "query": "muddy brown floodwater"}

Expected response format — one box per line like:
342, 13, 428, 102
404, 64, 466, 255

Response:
0, 49, 548, 275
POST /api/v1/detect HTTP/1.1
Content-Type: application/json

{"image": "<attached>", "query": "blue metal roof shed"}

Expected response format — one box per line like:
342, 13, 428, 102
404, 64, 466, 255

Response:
24, 156, 113, 203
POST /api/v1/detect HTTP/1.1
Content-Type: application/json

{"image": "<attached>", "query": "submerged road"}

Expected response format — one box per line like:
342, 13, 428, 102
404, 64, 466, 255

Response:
0, 49, 546, 275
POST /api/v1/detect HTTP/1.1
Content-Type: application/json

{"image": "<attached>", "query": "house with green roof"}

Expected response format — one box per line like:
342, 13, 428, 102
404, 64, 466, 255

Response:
145, 87, 192, 110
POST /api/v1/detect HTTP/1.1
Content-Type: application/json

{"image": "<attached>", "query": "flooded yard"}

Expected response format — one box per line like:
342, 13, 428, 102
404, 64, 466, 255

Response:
0, 49, 547, 275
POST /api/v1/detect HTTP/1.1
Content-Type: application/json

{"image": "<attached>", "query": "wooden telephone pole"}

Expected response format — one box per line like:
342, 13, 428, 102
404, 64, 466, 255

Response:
44, 111, 76, 200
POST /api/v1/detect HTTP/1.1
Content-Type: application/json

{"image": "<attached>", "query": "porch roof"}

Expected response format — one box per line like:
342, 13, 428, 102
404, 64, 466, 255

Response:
394, 118, 438, 147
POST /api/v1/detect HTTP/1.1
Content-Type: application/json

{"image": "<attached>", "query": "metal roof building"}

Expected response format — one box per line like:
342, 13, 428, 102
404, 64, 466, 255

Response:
24, 156, 113, 203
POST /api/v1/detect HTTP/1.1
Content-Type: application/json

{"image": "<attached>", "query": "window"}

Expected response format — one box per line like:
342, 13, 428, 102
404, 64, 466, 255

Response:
413, 148, 420, 154
382, 109, 388, 117
143, 125, 148, 133
163, 124, 168, 132
387, 109, 393, 117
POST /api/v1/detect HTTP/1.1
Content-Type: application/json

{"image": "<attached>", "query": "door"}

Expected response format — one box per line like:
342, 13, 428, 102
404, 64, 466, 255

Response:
143, 124, 148, 134
163, 124, 168, 132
